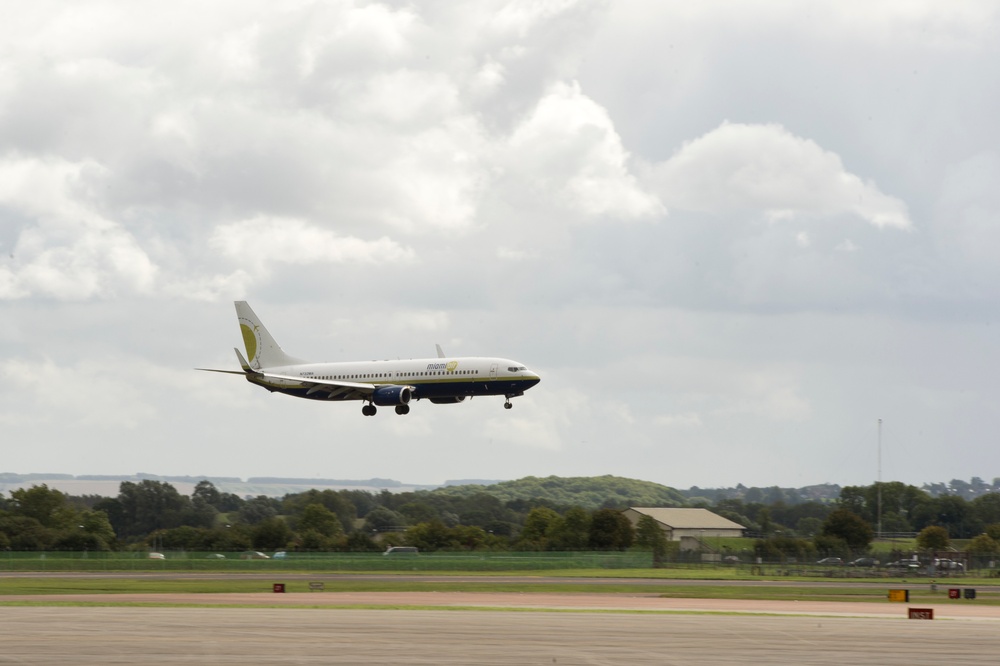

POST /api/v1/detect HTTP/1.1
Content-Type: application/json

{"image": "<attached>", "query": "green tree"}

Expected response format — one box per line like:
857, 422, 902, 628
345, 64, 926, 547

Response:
297, 503, 344, 538
813, 534, 849, 559
819, 509, 873, 552
546, 507, 591, 550
916, 525, 950, 551
252, 517, 292, 550
757, 535, 819, 562
153, 526, 208, 550
967, 534, 1000, 556
634, 515, 669, 566
971, 493, 1000, 526
405, 520, 453, 551
238, 496, 280, 525
282, 489, 357, 534
363, 506, 406, 533
795, 517, 823, 537
9, 485, 74, 528
78, 509, 116, 549
911, 495, 979, 538
398, 501, 439, 525
114, 480, 191, 537
343, 530, 381, 552
588, 509, 634, 551
518, 507, 559, 549
0, 516, 53, 550
192, 480, 221, 508
296, 529, 338, 551
452, 493, 509, 528
204, 525, 252, 551
450, 525, 490, 550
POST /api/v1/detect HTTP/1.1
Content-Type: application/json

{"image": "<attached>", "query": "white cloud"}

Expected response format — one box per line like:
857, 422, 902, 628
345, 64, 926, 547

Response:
490, 0, 588, 38
651, 122, 912, 229
0, 155, 157, 300
0, 357, 157, 428
208, 216, 415, 276
654, 412, 703, 429
504, 81, 664, 218
930, 152, 1000, 290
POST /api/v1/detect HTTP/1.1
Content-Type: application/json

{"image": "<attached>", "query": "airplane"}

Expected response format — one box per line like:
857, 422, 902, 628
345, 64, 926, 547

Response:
197, 301, 541, 416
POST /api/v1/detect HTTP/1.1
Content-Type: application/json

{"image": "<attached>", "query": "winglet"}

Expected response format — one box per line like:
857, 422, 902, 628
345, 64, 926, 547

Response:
234, 347, 254, 373
436, 344, 445, 358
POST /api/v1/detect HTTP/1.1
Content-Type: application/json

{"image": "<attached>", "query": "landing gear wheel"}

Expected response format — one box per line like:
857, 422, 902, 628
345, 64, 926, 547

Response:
504, 401, 512, 410
395, 404, 410, 415
362, 404, 377, 416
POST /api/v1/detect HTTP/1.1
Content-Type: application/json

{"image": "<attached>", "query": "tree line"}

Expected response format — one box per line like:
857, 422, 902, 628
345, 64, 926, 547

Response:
3, 477, 1000, 559
0, 480, 642, 553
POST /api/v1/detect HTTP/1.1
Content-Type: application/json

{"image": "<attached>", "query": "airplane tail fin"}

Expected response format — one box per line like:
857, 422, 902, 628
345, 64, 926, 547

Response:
234, 301, 306, 369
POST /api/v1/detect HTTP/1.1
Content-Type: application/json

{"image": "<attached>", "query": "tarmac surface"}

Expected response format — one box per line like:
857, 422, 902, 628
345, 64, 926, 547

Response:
1, 603, 999, 665
3, 588, 1000, 664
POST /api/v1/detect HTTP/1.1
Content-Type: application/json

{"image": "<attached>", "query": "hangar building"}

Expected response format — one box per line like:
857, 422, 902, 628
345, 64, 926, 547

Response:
622, 507, 746, 547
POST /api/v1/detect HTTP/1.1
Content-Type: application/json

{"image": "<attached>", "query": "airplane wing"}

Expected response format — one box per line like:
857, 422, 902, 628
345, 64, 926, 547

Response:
194, 367, 377, 400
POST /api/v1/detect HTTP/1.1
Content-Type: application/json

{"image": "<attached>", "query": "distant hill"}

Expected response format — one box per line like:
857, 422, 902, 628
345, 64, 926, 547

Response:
0, 473, 437, 498
431, 474, 687, 509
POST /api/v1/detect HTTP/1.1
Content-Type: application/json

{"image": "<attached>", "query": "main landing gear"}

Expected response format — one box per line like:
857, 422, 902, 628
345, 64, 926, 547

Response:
361, 403, 410, 416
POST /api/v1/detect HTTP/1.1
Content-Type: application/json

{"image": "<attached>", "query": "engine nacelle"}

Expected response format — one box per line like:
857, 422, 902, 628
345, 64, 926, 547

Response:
429, 396, 466, 404
372, 385, 412, 406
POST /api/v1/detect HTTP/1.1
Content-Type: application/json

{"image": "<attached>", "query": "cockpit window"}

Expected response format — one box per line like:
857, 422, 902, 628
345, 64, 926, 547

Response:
508, 366, 527, 372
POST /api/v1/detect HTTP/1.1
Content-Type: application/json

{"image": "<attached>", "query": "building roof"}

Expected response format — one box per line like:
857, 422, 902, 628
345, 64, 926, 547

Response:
626, 507, 745, 530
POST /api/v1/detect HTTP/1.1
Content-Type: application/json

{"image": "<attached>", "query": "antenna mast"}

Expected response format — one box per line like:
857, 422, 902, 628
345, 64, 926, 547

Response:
877, 418, 882, 539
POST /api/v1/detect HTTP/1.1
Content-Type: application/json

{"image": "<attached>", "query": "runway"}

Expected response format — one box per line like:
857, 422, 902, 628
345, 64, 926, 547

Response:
3, 575, 998, 663
1, 606, 998, 665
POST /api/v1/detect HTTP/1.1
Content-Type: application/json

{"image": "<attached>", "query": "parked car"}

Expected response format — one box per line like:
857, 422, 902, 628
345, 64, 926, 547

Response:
272, 551, 287, 559
206, 553, 226, 559
935, 558, 965, 572
848, 557, 879, 567
886, 559, 919, 570
383, 546, 419, 556
816, 557, 844, 566
148, 552, 165, 560
239, 551, 270, 560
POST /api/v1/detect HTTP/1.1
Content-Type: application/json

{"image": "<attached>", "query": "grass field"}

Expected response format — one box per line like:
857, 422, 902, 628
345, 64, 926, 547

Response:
1, 574, 995, 607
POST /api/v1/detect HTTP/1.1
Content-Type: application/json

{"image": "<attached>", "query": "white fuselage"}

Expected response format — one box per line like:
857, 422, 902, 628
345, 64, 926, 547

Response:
247, 356, 540, 403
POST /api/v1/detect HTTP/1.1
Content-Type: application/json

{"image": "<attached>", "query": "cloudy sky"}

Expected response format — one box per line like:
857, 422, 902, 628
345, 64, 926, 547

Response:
2, 1, 998, 490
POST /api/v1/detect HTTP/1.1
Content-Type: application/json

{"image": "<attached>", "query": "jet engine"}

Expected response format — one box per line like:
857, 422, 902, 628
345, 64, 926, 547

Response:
372, 386, 412, 406
429, 396, 467, 404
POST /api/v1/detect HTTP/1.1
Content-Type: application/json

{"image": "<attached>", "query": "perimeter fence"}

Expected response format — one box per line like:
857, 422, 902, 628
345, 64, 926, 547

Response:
0, 551, 654, 573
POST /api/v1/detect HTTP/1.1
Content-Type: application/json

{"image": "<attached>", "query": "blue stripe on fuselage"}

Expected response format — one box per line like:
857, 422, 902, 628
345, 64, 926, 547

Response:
248, 375, 539, 402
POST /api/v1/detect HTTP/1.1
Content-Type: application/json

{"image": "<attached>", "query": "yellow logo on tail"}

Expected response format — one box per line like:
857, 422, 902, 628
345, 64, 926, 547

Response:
240, 323, 258, 363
